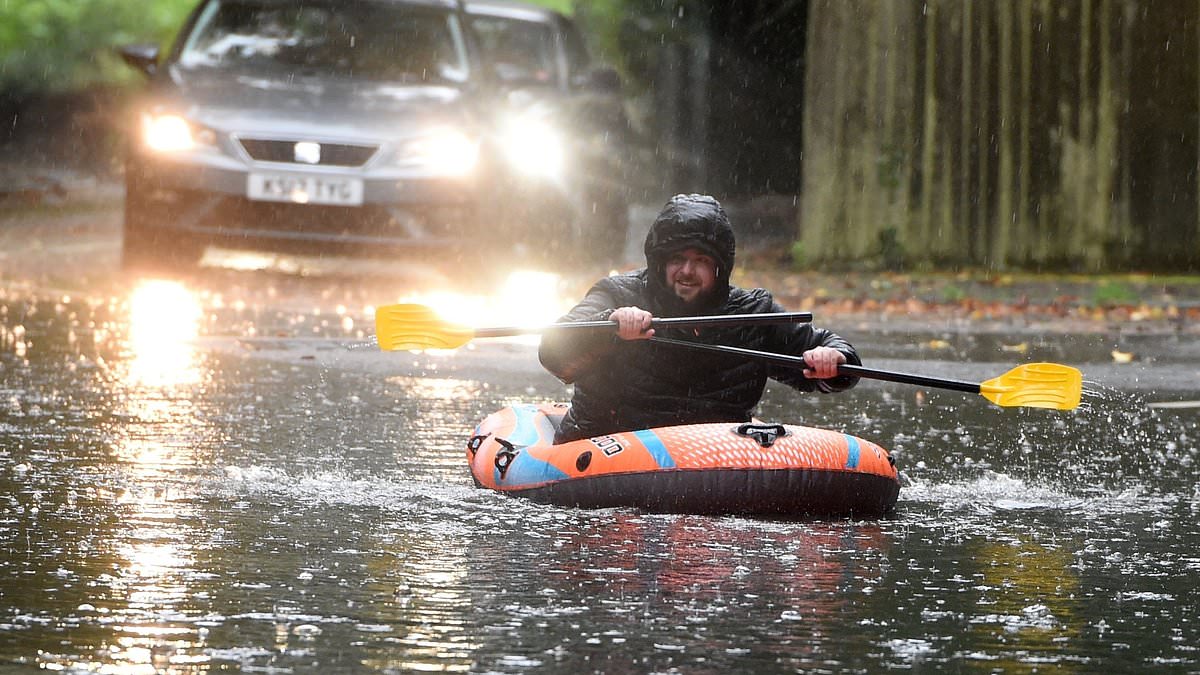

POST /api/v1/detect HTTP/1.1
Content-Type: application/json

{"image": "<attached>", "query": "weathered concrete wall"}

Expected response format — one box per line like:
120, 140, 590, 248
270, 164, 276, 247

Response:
801, 0, 1199, 271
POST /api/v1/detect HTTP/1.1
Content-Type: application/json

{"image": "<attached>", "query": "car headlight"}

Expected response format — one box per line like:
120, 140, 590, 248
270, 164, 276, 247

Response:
500, 114, 564, 179
141, 113, 215, 153
401, 129, 479, 176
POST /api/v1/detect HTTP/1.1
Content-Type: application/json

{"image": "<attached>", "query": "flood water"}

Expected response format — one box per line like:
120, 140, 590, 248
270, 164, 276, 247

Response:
2, 282, 1199, 673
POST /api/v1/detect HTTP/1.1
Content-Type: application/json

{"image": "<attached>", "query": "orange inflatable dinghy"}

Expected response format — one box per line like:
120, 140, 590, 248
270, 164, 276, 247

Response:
467, 403, 900, 517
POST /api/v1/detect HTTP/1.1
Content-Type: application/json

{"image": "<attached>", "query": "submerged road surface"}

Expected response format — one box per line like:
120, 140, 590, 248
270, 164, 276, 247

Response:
1, 199, 1198, 672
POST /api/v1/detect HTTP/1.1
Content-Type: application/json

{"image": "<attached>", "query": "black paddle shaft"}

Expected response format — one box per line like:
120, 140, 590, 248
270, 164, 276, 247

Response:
474, 311, 813, 338
648, 336, 983, 395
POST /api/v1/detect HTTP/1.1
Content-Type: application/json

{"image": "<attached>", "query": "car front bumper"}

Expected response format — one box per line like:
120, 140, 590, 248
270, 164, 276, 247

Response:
126, 152, 485, 253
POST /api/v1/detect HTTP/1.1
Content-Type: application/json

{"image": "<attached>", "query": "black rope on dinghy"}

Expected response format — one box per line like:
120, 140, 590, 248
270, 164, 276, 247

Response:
467, 434, 488, 456
493, 437, 519, 479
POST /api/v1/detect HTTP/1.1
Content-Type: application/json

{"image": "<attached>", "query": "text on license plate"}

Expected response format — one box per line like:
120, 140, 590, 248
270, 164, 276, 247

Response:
247, 173, 364, 206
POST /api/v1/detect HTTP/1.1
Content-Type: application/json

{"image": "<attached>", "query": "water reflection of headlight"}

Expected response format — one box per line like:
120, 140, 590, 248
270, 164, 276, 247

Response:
500, 114, 564, 179
141, 113, 214, 153
403, 129, 479, 175
128, 280, 202, 386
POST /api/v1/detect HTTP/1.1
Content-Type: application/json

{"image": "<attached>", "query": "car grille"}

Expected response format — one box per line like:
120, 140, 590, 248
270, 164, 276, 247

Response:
237, 138, 379, 167
204, 197, 474, 241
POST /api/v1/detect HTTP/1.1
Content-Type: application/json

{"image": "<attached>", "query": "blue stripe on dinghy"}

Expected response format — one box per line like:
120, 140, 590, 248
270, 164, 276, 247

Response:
493, 405, 568, 486
496, 453, 569, 486
508, 404, 542, 446
633, 429, 676, 469
844, 435, 861, 470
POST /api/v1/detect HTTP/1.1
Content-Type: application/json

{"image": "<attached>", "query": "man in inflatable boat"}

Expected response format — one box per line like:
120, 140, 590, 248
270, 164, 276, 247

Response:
540, 193, 861, 444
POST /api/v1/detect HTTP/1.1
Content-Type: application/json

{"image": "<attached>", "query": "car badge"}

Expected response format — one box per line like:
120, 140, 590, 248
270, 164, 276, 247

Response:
294, 141, 321, 165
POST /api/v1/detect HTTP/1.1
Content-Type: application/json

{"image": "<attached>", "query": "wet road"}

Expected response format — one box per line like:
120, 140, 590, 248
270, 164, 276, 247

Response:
1, 203, 1199, 672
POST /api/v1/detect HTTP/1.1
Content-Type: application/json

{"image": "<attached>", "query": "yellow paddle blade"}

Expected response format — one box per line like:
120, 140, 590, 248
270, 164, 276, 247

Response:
374, 303, 475, 351
979, 362, 1083, 410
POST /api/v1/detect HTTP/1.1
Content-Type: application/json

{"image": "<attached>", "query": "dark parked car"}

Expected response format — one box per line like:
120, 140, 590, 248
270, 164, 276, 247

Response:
119, 0, 635, 269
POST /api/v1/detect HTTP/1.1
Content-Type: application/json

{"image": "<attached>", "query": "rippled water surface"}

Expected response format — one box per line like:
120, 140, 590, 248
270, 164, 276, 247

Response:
1, 290, 1198, 673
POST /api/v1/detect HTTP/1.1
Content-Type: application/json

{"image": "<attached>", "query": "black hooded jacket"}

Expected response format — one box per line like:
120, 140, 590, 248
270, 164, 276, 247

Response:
539, 194, 861, 444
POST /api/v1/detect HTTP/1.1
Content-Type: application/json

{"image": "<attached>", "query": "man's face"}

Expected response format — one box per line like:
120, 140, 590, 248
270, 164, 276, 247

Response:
663, 247, 718, 305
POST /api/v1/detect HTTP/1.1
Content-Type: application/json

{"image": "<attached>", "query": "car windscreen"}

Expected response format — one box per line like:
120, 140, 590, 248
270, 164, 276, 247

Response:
178, 0, 469, 83
468, 15, 558, 87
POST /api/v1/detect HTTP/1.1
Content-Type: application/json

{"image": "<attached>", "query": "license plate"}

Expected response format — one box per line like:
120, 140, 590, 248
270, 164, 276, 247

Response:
247, 173, 364, 206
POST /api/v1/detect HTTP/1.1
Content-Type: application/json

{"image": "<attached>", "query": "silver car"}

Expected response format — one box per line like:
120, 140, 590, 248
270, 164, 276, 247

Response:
120, 0, 633, 269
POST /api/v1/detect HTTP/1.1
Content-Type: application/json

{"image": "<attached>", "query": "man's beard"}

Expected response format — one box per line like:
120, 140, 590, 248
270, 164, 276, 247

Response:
666, 284, 718, 314
646, 265, 727, 316
674, 285, 710, 305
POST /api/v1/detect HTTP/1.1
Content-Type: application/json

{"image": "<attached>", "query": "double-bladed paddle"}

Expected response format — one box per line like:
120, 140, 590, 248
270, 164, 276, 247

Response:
647, 336, 1082, 411
373, 303, 814, 351
373, 303, 1082, 410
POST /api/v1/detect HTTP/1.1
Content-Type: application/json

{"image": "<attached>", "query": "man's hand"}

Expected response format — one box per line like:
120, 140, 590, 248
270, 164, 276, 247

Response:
611, 306, 654, 340
802, 346, 846, 379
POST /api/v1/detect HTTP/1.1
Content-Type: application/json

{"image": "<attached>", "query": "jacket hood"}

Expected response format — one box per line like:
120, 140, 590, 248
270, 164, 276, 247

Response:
643, 194, 736, 314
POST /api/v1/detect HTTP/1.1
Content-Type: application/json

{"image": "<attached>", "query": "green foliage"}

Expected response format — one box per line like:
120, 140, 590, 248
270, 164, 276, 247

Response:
526, 0, 574, 14
789, 240, 807, 270
0, 0, 196, 94
941, 284, 966, 303
1091, 280, 1139, 306
574, 0, 696, 90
